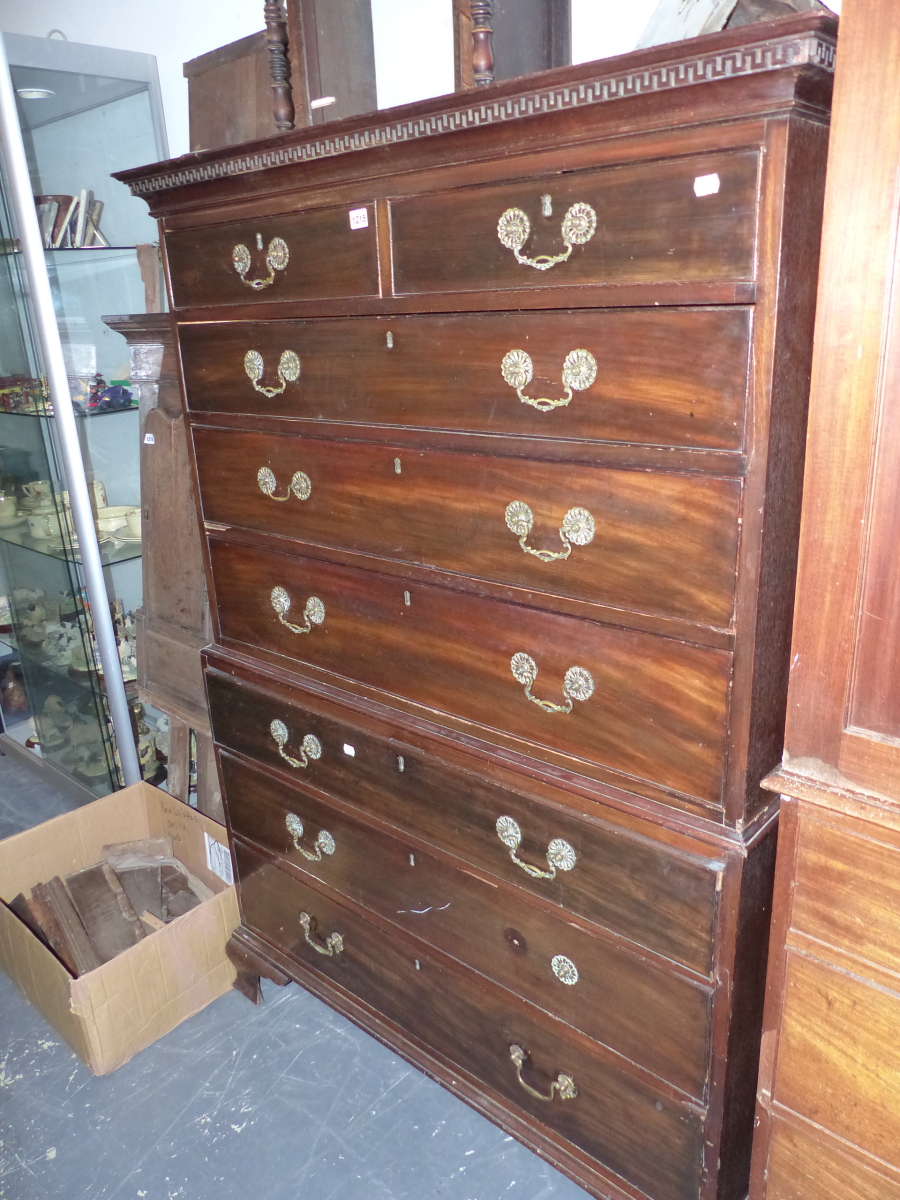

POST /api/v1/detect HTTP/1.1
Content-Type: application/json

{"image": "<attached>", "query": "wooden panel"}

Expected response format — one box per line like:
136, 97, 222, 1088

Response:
848, 250, 900, 741
208, 538, 732, 808
206, 669, 722, 975
136, 614, 210, 734
193, 427, 742, 628
166, 205, 379, 309
234, 840, 706, 1200
391, 150, 759, 296
490, 0, 571, 81
142, 407, 207, 634
178, 308, 751, 451
763, 1113, 900, 1200
773, 950, 900, 1170
791, 815, 900, 979
288, 0, 377, 127
781, 0, 900, 801
221, 752, 712, 1098
183, 32, 277, 152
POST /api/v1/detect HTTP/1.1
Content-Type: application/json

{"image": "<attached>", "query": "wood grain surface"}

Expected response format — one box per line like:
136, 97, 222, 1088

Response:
235, 839, 707, 1200
772, 950, 900, 1170
221, 751, 713, 1098
206, 669, 723, 974
208, 537, 732, 808
178, 308, 752, 451
391, 150, 759, 295
193, 427, 742, 628
166, 204, 379, 309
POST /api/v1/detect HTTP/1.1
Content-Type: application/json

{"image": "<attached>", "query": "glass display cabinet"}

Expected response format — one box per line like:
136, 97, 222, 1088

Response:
0, 33, 167, 795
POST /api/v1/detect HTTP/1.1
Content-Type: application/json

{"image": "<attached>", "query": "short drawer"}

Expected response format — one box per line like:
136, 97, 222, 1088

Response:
166, 204, 379, 309
222, 752, 712, 1099
178, 307, 751, 453
773, 950, 900, 1172
390, 150, 758, 296
792, 816, 900, 977
235, 839, 706, 1200
207, 669, 722, 976
208, 538, 731, 808
194, 427, 742, 628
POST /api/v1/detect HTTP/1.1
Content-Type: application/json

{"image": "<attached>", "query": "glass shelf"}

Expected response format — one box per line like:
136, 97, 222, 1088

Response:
1, 244, 141, 255
2, 625, 137, 694
0, 405, 138, 419
0, 526, 142, 566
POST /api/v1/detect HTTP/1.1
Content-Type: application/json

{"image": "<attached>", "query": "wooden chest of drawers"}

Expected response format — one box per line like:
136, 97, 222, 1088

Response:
119, 14, 835, 1199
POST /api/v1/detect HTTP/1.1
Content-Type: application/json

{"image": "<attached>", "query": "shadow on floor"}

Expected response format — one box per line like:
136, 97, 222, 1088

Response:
0, 751, 589, 1200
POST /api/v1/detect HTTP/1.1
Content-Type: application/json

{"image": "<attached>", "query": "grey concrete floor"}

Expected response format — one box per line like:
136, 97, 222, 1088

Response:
0, 749, 590, 1200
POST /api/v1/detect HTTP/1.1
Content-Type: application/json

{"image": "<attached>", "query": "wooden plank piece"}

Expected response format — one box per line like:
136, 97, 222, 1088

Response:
29, 879, 103, 976
64, 864, 146, 963
7, 892, 51, 945
116, 865, 164, 923
161, 864, 209, 920
102, 837, 173, 859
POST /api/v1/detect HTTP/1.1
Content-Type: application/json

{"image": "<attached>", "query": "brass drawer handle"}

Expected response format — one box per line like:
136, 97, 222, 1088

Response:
270, 587, 325, 634
285, 812, 335, 861
509, 1044, 577, 1102
232, 233, 289, 289
299, 911, 344, 957
244, 350, 301, 398
270, 719, 322, 769
551, 954, 579, 985
501, 348, 597, 412
495, 816, 576, 879
257, 467, 311, 502
497, 200, 596, 271
510, 653, 594, 714
505, 502, 595, 562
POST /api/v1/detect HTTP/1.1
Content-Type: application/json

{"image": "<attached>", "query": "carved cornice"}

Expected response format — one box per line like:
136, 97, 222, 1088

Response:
124, 26, 835, 199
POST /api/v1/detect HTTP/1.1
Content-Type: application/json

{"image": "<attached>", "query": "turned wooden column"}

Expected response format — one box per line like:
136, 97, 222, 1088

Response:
265, 0, 295, 131
471, 0, 494, 86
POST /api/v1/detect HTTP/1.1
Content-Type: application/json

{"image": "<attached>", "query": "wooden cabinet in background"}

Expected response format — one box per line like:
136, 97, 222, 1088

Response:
751, 0, 900, 1195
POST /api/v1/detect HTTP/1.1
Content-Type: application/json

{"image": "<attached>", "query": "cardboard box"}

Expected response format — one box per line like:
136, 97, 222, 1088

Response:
0, 782, 239, 1074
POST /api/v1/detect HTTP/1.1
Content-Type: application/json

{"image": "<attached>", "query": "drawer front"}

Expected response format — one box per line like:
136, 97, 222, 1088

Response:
166, 205, 379, 309
764, 1114, 900, 1200
194, 427, 742, 628
792, 816, 900, 977
235, 840, 706, 1200
207, 670, 721, 975
209, 538, 731, 807
391, 151, 758, 296
179, 308, 751, 452
222, 752, 712, 1099
773, 950, 900, 1171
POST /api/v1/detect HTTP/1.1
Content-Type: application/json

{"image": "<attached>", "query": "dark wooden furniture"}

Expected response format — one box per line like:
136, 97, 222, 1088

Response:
748, 2, 900, 1195
184, 33, 281, 152
118, 16, 835, 1198
103, 314, 221, 820
454, 0, 570, 90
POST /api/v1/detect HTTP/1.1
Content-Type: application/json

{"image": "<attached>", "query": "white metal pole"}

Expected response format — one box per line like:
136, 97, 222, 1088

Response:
0, 35, 142, 786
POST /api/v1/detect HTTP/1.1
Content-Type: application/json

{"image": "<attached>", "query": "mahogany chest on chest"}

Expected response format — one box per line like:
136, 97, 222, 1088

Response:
119, 15, 835, 1198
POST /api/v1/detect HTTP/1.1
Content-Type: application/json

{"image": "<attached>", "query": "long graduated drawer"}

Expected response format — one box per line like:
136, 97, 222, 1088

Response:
206, 668, 723, 976
178, 308, 751, 452
235, 839, 707, 1200
194, 426, 741, 628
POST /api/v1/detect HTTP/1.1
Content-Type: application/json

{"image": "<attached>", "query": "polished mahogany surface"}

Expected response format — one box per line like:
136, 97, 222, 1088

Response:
206, 666, 723, 976
121, 15, 835, 1199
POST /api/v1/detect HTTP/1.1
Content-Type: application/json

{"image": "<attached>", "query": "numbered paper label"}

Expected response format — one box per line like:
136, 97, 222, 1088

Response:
349, 207, 369, 229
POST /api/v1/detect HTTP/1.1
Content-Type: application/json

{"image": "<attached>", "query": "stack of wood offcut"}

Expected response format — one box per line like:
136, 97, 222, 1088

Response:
6, 837, 214, 977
